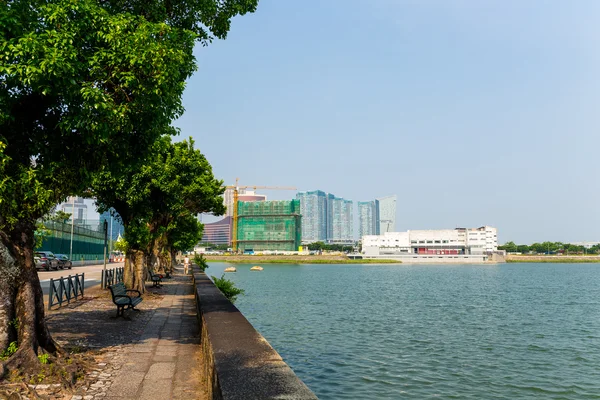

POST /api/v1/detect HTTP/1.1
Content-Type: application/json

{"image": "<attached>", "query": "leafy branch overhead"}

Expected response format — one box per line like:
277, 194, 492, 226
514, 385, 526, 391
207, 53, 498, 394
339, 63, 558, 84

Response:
0, 0, 258, 376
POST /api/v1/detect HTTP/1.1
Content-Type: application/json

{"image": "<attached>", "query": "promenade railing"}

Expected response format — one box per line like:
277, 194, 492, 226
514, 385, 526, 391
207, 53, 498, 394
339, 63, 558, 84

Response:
101, 267, 124, 289
48, 273, 85, 310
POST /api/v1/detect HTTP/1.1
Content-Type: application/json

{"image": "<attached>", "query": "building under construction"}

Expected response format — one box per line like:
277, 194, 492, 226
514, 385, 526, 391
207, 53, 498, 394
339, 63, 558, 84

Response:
237, 200, 302, 252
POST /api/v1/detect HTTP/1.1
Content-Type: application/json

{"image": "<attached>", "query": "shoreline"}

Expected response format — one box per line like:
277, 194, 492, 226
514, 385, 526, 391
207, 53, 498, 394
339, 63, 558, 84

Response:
506, 255, 600, 263
203, 255, 401, 264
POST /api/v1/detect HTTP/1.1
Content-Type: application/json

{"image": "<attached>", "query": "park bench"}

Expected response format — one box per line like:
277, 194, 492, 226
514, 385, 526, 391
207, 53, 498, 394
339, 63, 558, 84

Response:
148, 269, 163, 288
108, 283, 142, 318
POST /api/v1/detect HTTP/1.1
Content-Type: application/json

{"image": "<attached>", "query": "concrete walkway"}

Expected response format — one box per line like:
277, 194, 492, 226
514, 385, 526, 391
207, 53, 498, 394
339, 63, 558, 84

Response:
100, 271, 206, 400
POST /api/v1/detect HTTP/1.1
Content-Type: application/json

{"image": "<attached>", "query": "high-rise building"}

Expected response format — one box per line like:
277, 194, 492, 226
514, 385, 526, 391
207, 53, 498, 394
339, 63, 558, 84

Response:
223, 188, 267, 217
358, 195, 397, 237
358, 201, 377, 238
296, 191, 328, 243
60, 196, 88, 223
375, 195, 397, 234
328, 197, 354, 243
201, 216, 232, 245
297, 191, 353, 244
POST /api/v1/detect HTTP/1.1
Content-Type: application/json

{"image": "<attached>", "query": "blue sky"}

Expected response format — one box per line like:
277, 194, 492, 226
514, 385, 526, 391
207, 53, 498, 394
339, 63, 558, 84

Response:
174, 0, 600, 244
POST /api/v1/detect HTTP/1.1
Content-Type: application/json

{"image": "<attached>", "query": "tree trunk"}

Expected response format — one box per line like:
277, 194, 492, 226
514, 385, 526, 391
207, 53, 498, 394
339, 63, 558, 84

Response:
147, 236, 159, 274
0, 222, 58, 378
161, 246, 173, 275
124, 249, 146, 294
170, 248, 177, 268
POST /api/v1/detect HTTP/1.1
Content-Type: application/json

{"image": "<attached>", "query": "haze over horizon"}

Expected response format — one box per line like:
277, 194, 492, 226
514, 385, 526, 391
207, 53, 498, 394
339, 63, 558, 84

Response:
173, 0, 599, 244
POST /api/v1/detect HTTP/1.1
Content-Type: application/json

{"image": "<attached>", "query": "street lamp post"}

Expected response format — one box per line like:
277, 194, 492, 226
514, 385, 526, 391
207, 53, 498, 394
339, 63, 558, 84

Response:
69, 196, 75, 261
102, 220, 108, 288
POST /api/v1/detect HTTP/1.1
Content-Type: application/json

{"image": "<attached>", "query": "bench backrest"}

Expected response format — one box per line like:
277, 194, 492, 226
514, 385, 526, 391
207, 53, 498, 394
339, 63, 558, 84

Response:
109, 282, 127, 297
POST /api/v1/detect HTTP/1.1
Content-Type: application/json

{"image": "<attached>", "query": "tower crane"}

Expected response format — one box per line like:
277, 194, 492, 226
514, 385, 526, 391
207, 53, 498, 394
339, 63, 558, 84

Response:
224, 178, 297, 252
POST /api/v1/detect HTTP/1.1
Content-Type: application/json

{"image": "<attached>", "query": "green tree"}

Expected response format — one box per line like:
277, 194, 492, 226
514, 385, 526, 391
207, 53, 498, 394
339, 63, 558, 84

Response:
93, 137, 225, 292
48, 211, 71, 224
113, 235, 128, 254
0, 0, 257, 374
147, 138, 225, 275
498, 241, 517, 252
167, 213, 205, 267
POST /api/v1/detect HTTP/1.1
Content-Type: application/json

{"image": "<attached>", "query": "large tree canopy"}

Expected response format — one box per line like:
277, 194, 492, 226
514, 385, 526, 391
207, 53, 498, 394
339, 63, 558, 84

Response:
1, 0, 197, 228
0, 0, 257, 378
93, 136, 225, 292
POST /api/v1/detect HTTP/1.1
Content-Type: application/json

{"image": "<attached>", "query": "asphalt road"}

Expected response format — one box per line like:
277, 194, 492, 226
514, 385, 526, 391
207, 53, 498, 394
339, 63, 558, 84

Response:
39, 262, 124, 296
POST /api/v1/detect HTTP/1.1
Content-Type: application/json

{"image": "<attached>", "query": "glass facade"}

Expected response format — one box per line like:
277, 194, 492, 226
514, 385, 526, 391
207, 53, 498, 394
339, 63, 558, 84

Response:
297, 191, 353, 244
328, 197, 353, 243
376, 195, 397, 234
358, 201, 376, 238
297, 191, 328, 243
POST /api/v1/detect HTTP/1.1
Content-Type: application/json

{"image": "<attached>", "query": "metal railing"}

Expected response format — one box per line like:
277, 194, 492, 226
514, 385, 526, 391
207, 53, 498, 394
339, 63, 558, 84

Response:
48, 273, 85, 310
101, 267, 124, 289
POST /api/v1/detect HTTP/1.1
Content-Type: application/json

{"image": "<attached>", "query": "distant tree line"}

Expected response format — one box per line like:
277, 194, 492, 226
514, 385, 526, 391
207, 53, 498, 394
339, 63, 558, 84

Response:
499, 241, 600, 255
306, 242, 354, 253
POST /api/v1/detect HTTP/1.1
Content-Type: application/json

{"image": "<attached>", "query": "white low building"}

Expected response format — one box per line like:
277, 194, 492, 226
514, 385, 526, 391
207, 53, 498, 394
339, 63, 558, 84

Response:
361, 226, 498, 263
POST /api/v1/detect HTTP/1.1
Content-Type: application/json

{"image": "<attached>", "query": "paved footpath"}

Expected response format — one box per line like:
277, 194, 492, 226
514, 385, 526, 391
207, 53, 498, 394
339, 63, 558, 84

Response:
72, 270, 207, 400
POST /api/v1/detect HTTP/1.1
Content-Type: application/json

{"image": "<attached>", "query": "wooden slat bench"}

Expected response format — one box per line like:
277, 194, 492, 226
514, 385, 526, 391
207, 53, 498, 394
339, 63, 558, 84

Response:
108, 282, 142, 318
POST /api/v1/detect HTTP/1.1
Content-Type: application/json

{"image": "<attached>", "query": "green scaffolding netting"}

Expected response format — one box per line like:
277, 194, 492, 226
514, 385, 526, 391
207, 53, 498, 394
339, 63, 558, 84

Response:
237, 200, 301, 251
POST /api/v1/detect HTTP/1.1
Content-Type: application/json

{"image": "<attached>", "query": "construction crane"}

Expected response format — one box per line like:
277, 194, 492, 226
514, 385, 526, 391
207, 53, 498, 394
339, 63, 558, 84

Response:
224, 178, 297, 252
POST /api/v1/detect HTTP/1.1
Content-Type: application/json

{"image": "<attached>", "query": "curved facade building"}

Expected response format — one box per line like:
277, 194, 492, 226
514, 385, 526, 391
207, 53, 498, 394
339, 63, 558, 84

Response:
201, 216, 232, 245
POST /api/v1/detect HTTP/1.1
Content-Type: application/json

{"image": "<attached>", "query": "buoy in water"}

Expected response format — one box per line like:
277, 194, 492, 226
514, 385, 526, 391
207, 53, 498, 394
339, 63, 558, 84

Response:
250, 266, 263, 271
224, 267, 237, 272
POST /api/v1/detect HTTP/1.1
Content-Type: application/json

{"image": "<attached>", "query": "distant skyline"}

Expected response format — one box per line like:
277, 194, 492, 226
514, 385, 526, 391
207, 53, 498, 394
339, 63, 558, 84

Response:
172, 0, 599, 244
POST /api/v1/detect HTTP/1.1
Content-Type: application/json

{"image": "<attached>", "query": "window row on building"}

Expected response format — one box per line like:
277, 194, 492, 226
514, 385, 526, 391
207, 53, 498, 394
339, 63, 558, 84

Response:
362, 226, 498, 256
296, 191, 353, 244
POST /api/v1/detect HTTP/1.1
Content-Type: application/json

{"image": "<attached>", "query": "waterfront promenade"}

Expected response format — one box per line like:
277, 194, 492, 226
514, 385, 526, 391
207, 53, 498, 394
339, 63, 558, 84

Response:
46, 269, 207, 399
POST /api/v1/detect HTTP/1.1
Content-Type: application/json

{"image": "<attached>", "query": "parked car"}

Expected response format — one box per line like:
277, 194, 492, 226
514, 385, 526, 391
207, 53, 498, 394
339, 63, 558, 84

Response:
55, 254, 72, 269
35, 251, 59, 271
34, 256, 44, 270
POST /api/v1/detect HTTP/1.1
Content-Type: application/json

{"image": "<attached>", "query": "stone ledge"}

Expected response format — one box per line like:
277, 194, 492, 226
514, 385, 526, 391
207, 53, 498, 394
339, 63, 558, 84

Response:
192, 269, 318, 400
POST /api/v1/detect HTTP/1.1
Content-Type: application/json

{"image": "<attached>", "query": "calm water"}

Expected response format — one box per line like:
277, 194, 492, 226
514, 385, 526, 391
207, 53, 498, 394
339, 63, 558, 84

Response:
208, 263, 600, 399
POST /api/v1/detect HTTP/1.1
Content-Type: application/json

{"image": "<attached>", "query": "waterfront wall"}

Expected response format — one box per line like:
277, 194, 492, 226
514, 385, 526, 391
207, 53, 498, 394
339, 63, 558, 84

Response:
506, 255, 600, 263
361, 254, 491, 264
192, 268, 318, 400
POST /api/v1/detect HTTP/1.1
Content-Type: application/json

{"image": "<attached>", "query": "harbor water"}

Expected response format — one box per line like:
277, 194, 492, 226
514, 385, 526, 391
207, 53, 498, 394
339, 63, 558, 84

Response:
208, 262, 600, 399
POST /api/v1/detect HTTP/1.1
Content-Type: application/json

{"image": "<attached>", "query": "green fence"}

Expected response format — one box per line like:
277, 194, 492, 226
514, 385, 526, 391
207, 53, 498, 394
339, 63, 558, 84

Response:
39, 221, 105, 261
237, 200, 302, 251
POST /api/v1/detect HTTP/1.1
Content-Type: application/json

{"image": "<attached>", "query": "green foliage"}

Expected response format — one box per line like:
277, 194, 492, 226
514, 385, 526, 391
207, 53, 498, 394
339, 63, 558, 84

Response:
500, 241, 598, 255
0, 341, 18, 360
94, 136, 225, 253
193, 253, 209, 272
38, 353, 49, 364
169, 214, 204, 253
34, 221, 51, 250
212, 274, 245, 303
49, 211, 71, 223
0, 0, 201, 231
96, 0, 259, 44
113, 235, 128, 253
306, 242, 354, 252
